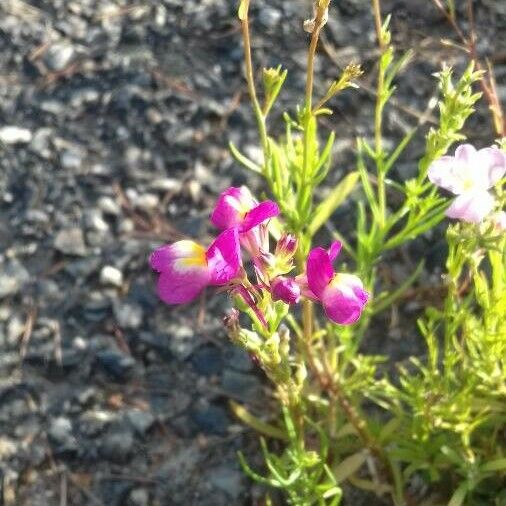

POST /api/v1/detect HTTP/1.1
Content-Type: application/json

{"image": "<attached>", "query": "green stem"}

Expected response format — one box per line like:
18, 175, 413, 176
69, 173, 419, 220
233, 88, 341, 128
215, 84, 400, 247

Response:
372, 0, 387, 229
301, 1, 330, 200
240, 2, 269, 155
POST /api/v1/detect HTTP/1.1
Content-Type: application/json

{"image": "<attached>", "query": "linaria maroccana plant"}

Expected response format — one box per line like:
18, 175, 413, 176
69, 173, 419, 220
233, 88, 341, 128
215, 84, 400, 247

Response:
149, 0, 506, 504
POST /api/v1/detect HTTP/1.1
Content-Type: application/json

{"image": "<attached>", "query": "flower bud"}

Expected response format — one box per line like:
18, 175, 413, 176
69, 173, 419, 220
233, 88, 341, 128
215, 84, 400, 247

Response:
278, 325, 291, 357
271, 276, 301, 304
295, 362, 307, 387
275, 233, 298, 259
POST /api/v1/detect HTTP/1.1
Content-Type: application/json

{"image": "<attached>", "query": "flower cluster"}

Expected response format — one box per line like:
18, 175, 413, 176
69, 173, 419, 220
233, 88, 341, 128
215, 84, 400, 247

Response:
150, 186, 369, 325
428, 144, 506, 225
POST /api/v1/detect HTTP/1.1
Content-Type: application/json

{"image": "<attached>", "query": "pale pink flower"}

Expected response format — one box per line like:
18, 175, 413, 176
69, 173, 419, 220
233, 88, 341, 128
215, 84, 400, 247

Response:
428, 144, 506, 224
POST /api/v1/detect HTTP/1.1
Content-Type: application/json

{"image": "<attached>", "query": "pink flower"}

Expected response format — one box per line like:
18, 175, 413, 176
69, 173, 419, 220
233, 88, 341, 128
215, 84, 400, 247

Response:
149, 228, 241, 305
271, 276, 301, 304
300, 241, 369, 325
211, 186, 279, 256
428, 144, 506, 224
211, 186, 279, 232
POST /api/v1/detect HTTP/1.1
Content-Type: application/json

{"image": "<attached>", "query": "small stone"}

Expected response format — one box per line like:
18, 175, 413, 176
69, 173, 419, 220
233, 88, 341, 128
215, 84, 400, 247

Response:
186, 180, 201, 202
221, 369, 263, 403
100, 266, 123, 287
0, 260, 30, 299
125, 409, 155, 435
113, 301, 143, 329
44, 42, 75, 71
0, 438, 18, 459
119, 218, 135, 234
137, 332, 171, 356
191, 345, 223, 376
60, 148, 84, 171
100, 428, 134, 463
166, 324, 195, 360
129, 488, 149, 506
54, 228, 87, 256
75, 387, 97, 406
6, 315, 25, 344
258, 7, 282, 28
96, 350, 135, 380
208, 466, 244, 500
0, 126, 32, 144
134, 193, 159, 211
48, 417, 78, 455
26, 209, 50, 224
84, 209, 109, 233
30, 128, 53, 158
191, 404, 230, 436
149, 178, 182, 193
98, 196, 121, 216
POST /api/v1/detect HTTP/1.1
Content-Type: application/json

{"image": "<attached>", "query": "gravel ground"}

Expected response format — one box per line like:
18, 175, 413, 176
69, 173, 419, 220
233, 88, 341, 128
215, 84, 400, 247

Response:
0, 1, 504, 505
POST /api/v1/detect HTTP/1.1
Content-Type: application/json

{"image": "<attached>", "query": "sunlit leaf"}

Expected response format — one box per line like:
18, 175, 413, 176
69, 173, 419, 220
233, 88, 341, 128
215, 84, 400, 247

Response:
238, 0, 248, 20
229, 401, 287, 440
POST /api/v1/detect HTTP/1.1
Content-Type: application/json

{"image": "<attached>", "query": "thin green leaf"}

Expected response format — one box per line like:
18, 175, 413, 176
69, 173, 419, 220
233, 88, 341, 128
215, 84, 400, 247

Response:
481, 458, 506, 473
384, 202, 448, 250
229, 141, 262, 173
383, 128, 417, 174
333, 451, 367, 483
308, 171, 359, 236
237, 452, 278, 486
313, 131, 335, 180
448, 483, 469, 506
334, 423, 358, 439
229, 401, 287, 440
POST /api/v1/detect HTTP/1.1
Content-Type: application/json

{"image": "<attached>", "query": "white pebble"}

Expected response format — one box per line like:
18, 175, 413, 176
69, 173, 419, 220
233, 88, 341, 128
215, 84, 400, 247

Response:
100, 266, 123, 287
0, 126, 32, 144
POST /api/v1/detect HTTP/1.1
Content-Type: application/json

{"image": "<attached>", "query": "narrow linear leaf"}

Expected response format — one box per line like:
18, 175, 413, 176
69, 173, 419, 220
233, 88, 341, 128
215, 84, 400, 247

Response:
378, 417, 402, 443
481, 458, 506, 473
237, 452, 278, 486
333, 451, 367, 483
229, 141, 262, 173
384, 128, 417, 174
448, 483, 469, 506
334, 423, 358, 439
229, 401, 287, 440
322, 487, 342, 500
309, 171, 359, 236
348, 475, 392, 495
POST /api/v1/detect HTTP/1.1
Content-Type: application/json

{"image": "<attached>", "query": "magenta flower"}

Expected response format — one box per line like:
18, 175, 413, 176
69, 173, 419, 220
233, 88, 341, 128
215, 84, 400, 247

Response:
149, 228, 241, 305
300, 241, 369, 325
271, 276, 301, 304
428, 144, 506, 224
211, 186, 279, 256
211, 186, 279, 232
